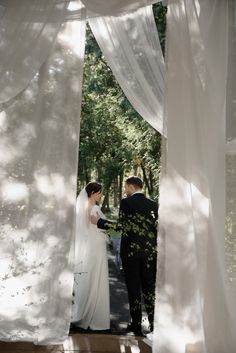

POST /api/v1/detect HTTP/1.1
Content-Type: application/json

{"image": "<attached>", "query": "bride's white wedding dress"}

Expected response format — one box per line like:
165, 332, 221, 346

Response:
71, 190, 110, 330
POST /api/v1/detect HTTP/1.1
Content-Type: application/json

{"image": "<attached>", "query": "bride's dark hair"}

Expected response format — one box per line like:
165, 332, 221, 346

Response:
85, 182, 102, 198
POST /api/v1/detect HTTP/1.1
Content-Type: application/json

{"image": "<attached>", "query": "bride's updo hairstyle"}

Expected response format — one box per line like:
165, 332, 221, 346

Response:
85, 182, 102, 198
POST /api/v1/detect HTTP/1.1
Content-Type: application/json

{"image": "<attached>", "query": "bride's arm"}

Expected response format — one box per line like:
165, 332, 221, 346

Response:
90, 205, 105, 218
90, 206, 116, 230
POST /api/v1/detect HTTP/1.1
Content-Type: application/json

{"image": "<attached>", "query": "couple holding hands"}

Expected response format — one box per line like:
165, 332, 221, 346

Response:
71, 176, 158, 336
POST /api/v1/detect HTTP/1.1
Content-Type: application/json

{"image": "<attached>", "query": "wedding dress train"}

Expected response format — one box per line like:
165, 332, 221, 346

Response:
71, 196, 110, 330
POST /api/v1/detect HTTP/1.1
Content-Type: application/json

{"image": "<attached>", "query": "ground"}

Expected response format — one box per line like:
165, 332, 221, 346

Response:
0, 249, 152, 353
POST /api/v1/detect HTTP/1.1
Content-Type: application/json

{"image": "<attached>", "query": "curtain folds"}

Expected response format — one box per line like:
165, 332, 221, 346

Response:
226, 0, 236, 152
82, 0, 160, 15
225, 0, 236, 337
0, 0, 164, 108
0, 0, 69, 105
0, 0, 166, 344
2, 0, 236, 350
89, 5, 165, 134
0, 17, 86, 344
155, 1, 236, 353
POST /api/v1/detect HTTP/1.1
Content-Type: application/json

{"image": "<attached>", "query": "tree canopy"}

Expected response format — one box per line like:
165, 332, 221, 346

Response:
78, 3, 167, 208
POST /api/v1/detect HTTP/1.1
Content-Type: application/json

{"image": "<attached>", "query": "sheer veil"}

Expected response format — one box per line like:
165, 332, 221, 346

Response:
74, 188, 90, 275
72, 188, 109, 326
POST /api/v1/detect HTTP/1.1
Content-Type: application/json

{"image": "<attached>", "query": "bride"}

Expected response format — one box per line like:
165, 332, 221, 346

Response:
71, 182, 110, 330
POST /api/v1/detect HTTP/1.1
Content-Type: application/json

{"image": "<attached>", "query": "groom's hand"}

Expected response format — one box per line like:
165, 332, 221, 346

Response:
90, 212, 100, 225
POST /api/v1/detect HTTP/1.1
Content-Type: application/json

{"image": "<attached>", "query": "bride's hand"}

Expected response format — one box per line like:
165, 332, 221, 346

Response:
90, 212, 100, 225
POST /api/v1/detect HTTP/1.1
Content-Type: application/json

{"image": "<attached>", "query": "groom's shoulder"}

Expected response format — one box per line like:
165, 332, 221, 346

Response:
120, 197, 132, 210
146, 197, 158, 209
120, 196, 135, 204
146, 196, 157, 204
120, 197, 128, 206
120, 195, 140, 209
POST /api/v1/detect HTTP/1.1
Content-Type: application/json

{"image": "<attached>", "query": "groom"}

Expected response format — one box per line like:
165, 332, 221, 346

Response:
91, 176, 158, 335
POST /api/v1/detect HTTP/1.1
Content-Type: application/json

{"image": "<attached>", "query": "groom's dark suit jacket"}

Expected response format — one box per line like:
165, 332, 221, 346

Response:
98, 193, 158, 258
98, 192, 158, 327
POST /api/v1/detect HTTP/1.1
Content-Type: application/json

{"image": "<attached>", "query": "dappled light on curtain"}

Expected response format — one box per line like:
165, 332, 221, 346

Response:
4, 0, 236, 350
0, 0, 167, 345
154, 1, 236, 353
225, 0, 236, 322
0, 19, 86, 344
0, 0, 69, 104
89, 5, 165, 134
82, 0, 160, 15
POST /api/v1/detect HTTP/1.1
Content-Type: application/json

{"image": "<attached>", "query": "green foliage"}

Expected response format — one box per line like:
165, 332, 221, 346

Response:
153, 2, 167, 55
104, 212, 158, 265
78, 26, 131, 190
78, 4, 167, 201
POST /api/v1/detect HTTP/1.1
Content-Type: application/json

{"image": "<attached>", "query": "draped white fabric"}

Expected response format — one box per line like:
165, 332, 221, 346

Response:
2, 0, 236, 349
0, 0, 166, 344
226, 0, 236, 152
0, 0, 69, 104
89, 5, 165, 134
225, 0, 236, 325
0, 0, 164, 109
154, 1, 236, 353
1, 0, 160, 14
82, 0, 159, 15
0, 17, 86, 344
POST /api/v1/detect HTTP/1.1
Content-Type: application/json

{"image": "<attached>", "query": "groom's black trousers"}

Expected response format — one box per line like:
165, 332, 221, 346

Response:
97, 193, 158, 328
121, 253, 156, 327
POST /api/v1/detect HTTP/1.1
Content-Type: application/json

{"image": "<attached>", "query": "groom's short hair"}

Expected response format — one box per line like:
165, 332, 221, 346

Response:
126, 176, 143, 189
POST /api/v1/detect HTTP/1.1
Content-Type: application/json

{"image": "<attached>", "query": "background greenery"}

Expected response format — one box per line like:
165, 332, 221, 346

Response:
77, 3, 167, 211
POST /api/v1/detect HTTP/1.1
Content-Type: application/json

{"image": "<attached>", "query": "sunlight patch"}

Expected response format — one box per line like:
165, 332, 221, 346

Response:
34, 172, 66, 199
1, 181, 28, 202
0, 111, 7, 131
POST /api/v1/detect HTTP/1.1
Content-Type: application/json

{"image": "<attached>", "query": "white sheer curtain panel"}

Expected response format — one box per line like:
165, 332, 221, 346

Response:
0, 17, 86, 344
226, 0, 236, 152
89, 5, 165, 134
0, 0, 68, 104
225, 0, 236, 324
82, 0, 161, 15
154, 1, 236, 353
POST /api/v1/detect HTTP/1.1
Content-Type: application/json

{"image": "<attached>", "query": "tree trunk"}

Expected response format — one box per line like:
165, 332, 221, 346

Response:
119, 172, 123, 202
102, 190, 110, 212
141, 163, 151, 196
84, 164, 90, 184
97, 167, 102, 182
149, 169, 154, 196
80, 158, 90, 185
113, 177, 118, 208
